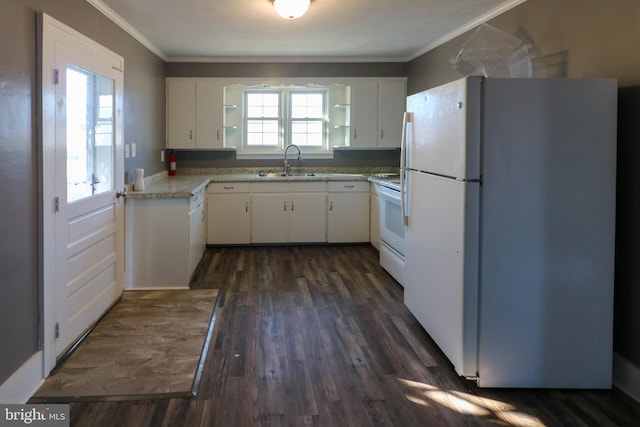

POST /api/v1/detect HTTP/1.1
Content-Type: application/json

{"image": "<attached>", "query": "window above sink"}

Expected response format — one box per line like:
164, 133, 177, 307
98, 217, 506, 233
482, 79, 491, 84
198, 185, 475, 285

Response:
223, 79, 351, 159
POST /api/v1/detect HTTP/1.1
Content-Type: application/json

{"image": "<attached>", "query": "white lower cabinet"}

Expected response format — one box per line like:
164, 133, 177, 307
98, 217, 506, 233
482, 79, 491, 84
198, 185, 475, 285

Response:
126, 187, 206, 289
206, 179, 371, 245
252, 190, 289, 243
289, 182, 327, 242
207, 182, 251, 244
328, 181, 370, 243
251, 182, 327, 243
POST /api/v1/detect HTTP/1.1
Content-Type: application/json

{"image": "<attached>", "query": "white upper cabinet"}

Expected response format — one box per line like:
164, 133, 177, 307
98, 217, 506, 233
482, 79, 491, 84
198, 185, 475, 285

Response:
166, 79, 195, 149
349, 78, 406, 148
350, 80, 379, 148
166, 78, 224, 149
167, 77, 405, 150
377, 80, 406, 148
196, 80, 224, 148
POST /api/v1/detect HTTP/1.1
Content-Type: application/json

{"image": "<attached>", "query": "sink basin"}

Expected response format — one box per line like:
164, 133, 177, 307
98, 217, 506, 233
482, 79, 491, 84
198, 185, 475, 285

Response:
256, 172, 286, 177
256, 171, 317, 178
286, 172, 317, 177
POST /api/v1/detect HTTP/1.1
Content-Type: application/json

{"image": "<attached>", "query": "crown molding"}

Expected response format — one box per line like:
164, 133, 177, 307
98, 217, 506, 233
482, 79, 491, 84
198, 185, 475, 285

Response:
86, 0, 168, 61
408, 0, 529, 61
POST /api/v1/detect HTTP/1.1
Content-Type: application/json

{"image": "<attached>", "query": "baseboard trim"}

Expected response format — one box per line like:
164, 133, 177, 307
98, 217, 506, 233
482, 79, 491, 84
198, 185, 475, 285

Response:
613, 352, 640, 403
0, 351, 44, 404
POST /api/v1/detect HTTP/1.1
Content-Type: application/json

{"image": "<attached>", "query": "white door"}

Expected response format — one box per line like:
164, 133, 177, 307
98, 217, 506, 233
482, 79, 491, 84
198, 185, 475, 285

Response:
166, 79, 196, 149
406, 77, 481, 179
403, 171, 479, 378
377, 80, 406, 148
41, 15, 125, 370
289, 193, 326, 242
252, 193, 289, 243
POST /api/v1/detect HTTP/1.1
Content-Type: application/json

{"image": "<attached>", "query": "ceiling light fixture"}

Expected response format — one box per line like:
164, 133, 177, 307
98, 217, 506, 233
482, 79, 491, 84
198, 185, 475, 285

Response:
272, 0, 311, 20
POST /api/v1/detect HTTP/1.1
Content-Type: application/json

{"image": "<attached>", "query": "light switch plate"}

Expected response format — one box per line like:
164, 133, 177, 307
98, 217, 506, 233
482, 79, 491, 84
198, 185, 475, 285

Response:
125, 144, 130, 158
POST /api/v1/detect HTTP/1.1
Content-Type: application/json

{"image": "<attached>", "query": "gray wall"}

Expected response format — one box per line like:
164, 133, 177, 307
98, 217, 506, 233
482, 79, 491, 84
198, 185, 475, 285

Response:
407, 0, 640, 372
408, 0, 640, 93
0, 0, 165, 385
166, 62, 407, 78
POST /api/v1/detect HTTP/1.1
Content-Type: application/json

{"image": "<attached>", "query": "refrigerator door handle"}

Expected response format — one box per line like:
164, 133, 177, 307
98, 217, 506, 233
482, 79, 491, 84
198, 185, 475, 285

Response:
401, 112, 412, 226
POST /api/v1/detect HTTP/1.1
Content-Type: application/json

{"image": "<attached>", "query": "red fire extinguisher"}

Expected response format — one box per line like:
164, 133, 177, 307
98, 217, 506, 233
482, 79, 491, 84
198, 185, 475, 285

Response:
168, 151, 177, 176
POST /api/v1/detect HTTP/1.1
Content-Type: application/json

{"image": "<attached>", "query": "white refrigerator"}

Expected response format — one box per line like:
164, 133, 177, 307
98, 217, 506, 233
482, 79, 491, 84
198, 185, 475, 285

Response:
401, 76, 617, 388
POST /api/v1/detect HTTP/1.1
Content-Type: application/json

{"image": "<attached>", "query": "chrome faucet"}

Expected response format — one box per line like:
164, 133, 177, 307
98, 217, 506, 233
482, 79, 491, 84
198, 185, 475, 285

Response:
283, 144, 302, 175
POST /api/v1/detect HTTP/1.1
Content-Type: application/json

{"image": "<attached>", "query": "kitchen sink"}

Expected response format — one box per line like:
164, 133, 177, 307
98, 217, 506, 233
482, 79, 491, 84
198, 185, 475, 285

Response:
256, 172, 286, 177
286, 172, 317, 177
256, 171, 317, 178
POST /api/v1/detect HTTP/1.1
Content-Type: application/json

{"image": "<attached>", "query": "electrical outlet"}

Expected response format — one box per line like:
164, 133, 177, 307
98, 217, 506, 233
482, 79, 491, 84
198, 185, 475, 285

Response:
125, 144, 130, 158
160, 150, 165, 162
131, 143, 136, 157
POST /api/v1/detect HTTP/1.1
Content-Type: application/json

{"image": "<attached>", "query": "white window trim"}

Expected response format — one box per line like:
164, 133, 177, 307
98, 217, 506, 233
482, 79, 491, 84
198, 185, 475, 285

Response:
225, 78, 351, 159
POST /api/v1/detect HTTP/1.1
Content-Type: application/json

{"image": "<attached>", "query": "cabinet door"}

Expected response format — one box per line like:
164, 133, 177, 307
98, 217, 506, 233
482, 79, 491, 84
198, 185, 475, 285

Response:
167, 79, 195, 149
350, 79, 378, 148
290, 193, 326, 243
328, 192, 370, 243
207, 193, 251, 244
377, 80, 406, 148
252, 193, 289, 243
188, 201, 206, 274
196, 80, 224, 149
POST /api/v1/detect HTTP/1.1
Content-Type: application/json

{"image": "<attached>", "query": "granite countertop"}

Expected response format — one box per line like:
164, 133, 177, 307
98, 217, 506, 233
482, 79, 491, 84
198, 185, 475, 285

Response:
127, 167, 396, 199
127, 175, 212, 199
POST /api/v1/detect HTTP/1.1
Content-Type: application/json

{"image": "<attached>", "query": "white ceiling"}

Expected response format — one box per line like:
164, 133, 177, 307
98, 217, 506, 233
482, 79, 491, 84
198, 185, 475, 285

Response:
88, 0, 526, 62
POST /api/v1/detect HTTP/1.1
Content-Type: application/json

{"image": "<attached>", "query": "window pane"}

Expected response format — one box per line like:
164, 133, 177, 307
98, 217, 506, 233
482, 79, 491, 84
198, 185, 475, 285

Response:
66, 66, 114, 203
247, 119, 279, 146
291, 119, 323, 146
247, 92, 279, 118
291, 93, 324, 118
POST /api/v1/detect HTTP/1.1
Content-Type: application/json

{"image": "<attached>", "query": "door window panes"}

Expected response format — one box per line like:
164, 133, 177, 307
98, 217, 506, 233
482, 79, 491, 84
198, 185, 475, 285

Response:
66, 66, 115, 202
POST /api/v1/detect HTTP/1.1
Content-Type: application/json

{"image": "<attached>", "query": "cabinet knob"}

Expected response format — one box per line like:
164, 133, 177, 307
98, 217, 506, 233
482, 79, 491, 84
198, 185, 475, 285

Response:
245, 202, 249, 212
329, 200, 333, 211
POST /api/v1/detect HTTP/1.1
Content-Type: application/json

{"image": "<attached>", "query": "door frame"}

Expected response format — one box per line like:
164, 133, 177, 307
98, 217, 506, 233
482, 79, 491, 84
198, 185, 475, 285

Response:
39, 13, 125, 377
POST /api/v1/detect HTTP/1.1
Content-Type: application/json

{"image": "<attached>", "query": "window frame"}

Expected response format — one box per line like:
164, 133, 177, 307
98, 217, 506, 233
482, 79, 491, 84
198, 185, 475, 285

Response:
242, 86, 329, 155
244, 89, 282, 151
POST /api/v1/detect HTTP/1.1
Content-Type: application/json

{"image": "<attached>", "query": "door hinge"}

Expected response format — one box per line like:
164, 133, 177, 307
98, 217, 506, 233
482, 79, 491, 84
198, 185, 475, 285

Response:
54, 196, 60, 212
54, 69, 59, 85
55, 322, 60, 339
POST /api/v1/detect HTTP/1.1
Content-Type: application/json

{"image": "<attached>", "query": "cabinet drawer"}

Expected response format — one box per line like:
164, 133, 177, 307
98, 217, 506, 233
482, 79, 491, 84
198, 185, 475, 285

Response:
208, 182, 251, 193
289, 181, 327, 192
328, 181, 370, 192
252, 182, 289, 193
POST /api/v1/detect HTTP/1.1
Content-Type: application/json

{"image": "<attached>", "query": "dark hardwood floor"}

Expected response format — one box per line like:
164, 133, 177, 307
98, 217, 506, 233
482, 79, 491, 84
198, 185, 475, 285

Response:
70, 245, 640, 426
